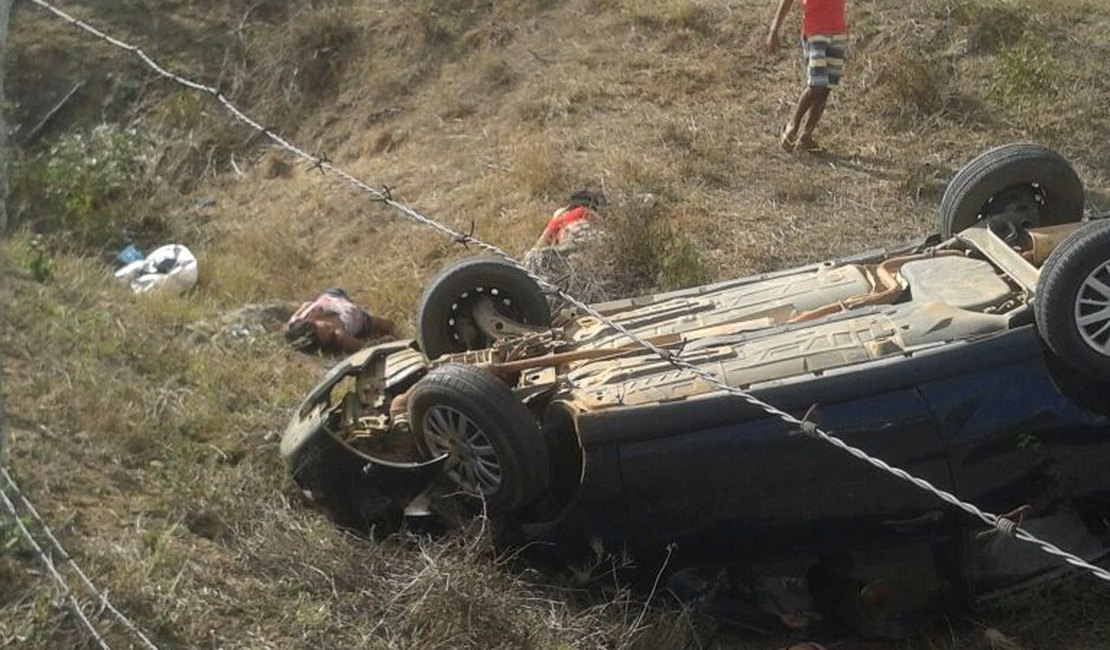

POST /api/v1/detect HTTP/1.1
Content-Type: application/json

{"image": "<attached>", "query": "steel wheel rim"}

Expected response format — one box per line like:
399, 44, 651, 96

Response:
446, 287, 516, 349
1075, 260, 1110, 356
421, 405, 502, 496
980, 184, 1044, 242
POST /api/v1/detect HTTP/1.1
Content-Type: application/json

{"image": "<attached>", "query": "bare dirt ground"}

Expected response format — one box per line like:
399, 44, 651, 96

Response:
3, 0, 1110, 648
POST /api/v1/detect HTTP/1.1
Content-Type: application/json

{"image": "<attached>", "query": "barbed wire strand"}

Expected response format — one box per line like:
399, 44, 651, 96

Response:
0, 482, 113, 650
23, 0, 1110, 586
1, 467, 161, 650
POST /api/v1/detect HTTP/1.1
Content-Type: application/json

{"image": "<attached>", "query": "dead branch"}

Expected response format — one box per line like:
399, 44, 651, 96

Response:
23, 79, 86, 146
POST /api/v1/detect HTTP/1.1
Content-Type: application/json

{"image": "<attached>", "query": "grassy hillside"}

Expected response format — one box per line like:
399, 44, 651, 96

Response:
3, 0, 1110, 648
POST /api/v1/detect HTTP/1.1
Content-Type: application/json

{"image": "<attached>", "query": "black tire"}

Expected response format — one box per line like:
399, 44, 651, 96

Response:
416, 256, 551, 359
939, 143, 1084, 239
1035, 221, 1110, 380
408, 364, 549, 514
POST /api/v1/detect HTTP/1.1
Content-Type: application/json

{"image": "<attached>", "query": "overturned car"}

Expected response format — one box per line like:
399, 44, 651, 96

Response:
281, 144, 1110, 634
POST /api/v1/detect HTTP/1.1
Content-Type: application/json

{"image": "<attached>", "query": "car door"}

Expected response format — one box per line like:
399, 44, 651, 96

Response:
613, 385, 956, 558
920, 354, 1110, 520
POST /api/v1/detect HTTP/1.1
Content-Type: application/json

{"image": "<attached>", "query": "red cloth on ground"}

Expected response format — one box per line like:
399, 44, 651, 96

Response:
541, 206, 591, 244
801, 0, 846, 36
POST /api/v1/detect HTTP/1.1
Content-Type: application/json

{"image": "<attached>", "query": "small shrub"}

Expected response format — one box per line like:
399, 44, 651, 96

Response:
25, 235, 52, 282
526, 194, 708, 301
940, 0, 1027, 53
989, 41, 1058, 107
10, 124, 152, 250
603, 196, 709, 292
864, 48, 953, 128
655, 226, 708, 289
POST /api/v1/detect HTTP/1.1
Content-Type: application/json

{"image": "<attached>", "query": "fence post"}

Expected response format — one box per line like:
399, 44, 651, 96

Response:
0, 0, 10, 465
0, 0, 9, 238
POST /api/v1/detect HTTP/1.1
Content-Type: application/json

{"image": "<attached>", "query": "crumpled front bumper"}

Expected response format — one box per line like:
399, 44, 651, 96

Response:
280, 341, 446, 529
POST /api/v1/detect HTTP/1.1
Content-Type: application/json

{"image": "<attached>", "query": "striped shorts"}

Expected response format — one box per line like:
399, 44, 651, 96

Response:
803, 34, 848, 88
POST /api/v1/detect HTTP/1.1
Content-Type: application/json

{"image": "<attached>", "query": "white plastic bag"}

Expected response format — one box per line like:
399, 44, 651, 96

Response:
114, 244, 198, 295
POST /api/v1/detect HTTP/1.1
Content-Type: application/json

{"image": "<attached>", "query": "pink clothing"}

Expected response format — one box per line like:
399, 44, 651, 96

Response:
801, 0, 846, 36
290, 293, 368, 336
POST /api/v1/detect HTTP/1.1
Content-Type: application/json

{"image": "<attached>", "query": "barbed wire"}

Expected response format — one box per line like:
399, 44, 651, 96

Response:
1, 467, 161, 649
1, 477, 113, 650
22, 0, 1110, 589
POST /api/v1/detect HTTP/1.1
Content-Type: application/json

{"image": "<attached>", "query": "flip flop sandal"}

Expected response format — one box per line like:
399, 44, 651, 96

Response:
796, 137, 826, 154
780, 125, 797, 152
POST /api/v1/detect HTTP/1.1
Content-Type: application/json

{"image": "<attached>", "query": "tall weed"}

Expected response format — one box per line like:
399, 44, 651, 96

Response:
603, 196, 709, 292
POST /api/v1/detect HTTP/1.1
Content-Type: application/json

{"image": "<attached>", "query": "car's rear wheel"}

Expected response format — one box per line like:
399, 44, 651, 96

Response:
416, 256, 551, 359
1035, 221, 1110, 380
408, 363, 549, 514
939, 143, 1084, 241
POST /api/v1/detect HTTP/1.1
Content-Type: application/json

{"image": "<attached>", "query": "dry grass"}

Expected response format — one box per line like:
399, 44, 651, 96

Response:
4, 0, 1110, 648
512, 140, 574, 200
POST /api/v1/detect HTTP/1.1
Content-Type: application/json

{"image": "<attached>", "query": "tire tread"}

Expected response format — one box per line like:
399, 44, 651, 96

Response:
1035, 221, 1110, 379
939, 143, 1083, 237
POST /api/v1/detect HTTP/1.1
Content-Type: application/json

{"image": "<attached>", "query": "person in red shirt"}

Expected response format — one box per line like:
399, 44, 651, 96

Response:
766, 0, 848, 153
533, 190, 604, 248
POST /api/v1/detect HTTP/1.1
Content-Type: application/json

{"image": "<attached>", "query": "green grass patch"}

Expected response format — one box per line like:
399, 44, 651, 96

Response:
989, 41, 1059, 107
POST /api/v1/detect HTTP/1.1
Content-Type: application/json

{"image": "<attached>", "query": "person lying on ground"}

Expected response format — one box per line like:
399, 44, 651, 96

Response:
532, 190, 605, 249
284, 289, 396, 354
523, 189, 622, 305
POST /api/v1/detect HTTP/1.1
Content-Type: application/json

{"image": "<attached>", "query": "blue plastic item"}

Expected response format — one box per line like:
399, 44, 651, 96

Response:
116, 244, 144, 266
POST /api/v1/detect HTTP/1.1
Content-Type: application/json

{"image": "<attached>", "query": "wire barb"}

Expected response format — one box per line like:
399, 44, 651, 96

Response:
790, 403, 822, 439
452, 220, 476, 249
24, 0, 1110, 588
657, 341, 686, 361
994, 517, 1019, 538
977, 505, 1031, 540
374, 185, 395, 203
308, 153, 331, 175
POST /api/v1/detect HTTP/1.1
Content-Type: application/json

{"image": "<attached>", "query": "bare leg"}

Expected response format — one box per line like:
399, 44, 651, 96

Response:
784, 86, 821, 142
798, 87, 830, 147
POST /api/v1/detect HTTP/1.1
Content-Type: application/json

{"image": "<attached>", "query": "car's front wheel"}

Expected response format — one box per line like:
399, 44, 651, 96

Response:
407, 363, 550, 514
1035, 221, 1110, 380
